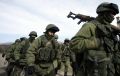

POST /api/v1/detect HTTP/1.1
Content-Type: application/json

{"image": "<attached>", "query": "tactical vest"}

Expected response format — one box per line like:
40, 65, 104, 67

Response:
85, 20, 119, 62
91, 20, 118, 53
37, 35, 56, 62
62, 45, 71, 61
20, 39, 30, 59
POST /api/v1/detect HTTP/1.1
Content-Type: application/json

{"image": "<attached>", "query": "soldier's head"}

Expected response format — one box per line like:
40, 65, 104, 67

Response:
45, 24, 59, 37
96, 2, 119, 23
54, 34, 58, 40
15, 39, 20, 43
64, 38, 70, 45
29, 31, 37, 40
20, 37, 27, 42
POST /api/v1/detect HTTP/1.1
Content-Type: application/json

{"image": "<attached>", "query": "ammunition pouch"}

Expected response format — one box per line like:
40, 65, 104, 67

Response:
86, 50, 110, 63
37, 47, 56, 62
26, 66, 35, 75
113, 52, 120, 64
19, 59, 27, 66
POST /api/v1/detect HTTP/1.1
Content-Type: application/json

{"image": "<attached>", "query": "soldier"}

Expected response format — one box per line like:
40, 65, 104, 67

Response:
52, 34, 61, 74
12, 31, 37, 76
70, 2, 119, 76
54, 34, 59, 41
9, 37, 27, 76
5, 39, 20, 76
26, 24, 60, 76
57, 38, 75, 76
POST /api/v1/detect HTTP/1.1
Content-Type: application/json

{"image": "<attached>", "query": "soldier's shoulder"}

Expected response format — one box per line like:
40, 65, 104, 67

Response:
35, 35, 45, 42
82, 20, 97, 29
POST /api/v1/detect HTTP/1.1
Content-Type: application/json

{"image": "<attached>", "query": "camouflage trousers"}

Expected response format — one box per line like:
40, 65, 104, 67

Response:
32, 63, 56, 76
10, 65, 26, 76
56, 60, 73, 76
114, 64, 120, 76
6, 62, 15, 76
84, 59, 111, 76
107, 63, 115, 76
75, 66, 85, 76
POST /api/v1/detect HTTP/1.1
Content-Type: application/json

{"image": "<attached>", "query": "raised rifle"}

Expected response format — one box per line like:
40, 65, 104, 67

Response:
67, 11, 120, 35
67, 12, 120, 76
67, 11, 95, 24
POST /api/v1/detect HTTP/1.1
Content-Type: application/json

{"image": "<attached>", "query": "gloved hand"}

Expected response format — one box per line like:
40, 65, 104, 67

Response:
5, 57, 10, 61
27, 66, 35, 75
15, 59, 20, 65
2, 53, 5, 57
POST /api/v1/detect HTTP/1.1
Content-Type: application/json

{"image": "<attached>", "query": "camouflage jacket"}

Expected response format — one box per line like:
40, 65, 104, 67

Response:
14, 38, 34, 63
26, 34, 61, 66
6, 42, 19, 62
70, 19, 117, 62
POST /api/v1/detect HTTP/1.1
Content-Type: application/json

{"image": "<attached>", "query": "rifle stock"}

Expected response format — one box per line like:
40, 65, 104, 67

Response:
67, 11, 95, 24
67, 11, 120, 34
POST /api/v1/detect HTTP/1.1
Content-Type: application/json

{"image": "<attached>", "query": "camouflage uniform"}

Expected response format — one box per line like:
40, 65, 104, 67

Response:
70, 2, 119, 76
10, 37, 27, 76
113, 41, 120, 76
5, 39, 20, 76
11, 32, 37, 76
26, 24, 60, 76
52, 34, 62, 74
56, 39, 75, 76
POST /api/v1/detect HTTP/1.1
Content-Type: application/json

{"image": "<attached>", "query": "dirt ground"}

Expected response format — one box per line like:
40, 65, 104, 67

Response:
0, 53, 8, 76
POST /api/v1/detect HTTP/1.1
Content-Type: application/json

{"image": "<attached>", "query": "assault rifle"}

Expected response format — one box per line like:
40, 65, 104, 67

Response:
67, 11, 95, 24
67, 11, 120, 35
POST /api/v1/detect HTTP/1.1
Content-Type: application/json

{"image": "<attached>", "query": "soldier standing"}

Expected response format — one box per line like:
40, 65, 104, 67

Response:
57, 38, 75, 76
5, 39, 20, 76
26, 24, 60, 76
11, 31, 37, 76
70, 2, 119, 76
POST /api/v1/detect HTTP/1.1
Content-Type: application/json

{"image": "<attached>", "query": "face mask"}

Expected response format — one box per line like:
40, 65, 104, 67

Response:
103, 13, 114, 23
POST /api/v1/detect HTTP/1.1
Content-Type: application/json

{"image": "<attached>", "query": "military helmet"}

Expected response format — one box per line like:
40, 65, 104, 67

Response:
96, 2, 119, 14
46, 24, 59, 32
20, 37, 27, 41
29, 31, 37, 37
64, 38, 70, 42
15, 39, 20, 43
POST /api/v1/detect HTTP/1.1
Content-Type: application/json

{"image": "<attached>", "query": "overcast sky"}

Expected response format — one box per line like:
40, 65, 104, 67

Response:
0, 0, 120, 43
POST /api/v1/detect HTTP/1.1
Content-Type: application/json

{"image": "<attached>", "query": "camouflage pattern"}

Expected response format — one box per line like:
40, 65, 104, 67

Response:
57, 39, 75, 76
70, 2, 119, 76
26, 34, 60, 76
70, 20, 114, 76
5, 39, 20, 76
113, 43, 120, 76
11, 31, 37, 76
10, 38, 27, 76
26, 24, 60, 76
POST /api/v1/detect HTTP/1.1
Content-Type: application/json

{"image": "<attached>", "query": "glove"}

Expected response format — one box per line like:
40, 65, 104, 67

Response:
27, 66, 35, 75
5, 57, 10, 61
15, 59, 20, 65
2, 53, 5, 57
